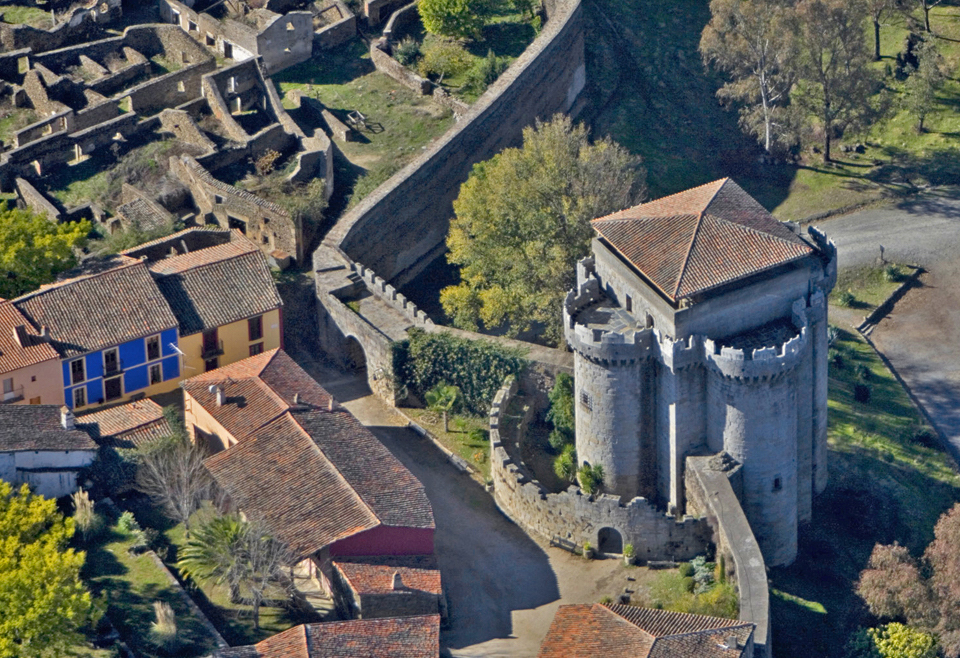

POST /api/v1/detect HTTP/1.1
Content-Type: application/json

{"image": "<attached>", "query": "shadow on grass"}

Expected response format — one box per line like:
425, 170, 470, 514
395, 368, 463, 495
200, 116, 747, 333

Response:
272, 40, 374, 88
474, 20, 535, 59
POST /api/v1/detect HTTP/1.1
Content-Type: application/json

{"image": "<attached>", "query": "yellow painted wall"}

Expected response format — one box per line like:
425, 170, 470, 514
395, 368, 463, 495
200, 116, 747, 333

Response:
179, 309, 282, 377
183, 389, 236, 453
3, 359, 63, 406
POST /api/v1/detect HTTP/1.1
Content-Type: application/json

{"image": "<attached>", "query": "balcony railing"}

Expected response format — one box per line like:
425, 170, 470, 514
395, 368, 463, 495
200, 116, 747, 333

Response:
201, 340, 225, 360
1, 386, 24, 404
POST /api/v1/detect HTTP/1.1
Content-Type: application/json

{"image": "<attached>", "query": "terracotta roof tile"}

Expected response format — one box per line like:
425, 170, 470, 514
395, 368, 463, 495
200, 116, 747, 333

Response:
215, 616, 441, 658
538, 604, 754, 658
0, 405, 97, 452
0, 301, 59, 374
13, 261, 178, 358
592, 179, 813, 302
121, 227, 239, 261
333, 556, 442, 596
76, 399, 173, 448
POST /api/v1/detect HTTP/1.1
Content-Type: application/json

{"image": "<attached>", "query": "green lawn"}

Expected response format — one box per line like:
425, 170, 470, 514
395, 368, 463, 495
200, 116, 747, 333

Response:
122, 498, 320, 647
768, 330, 960, 658
582, 1, 960, 221
401, 407, 490, 479
81, 519, 220, 658
272, 41, 455, 206
0, 107, 38, 148
831, 264, 912, 311
1, 4, 52, 28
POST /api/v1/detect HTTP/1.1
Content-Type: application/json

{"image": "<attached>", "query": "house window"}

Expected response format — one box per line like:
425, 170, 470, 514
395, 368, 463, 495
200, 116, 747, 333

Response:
204, 357, 219, 372
73, 387, 86, 408
773, 476, 783, 492
70, 358, 85, 384
30, 375, 35, 382
215, 195, 224, 204
103, 348, 119, 376
580, 391, 592, 411
625, 295, 632, 313
177, 81, 186, 93
205, 33, 215, 46
286, 22, 295, 31
3, 378, 12, 394
249, 342, 264, 357
146, 335, 161, 361
29, 397, 40, 405
149, 363, 162, 385
104, 376, 122, 402
248, 315, 263, 341
228, 216, 246, 234
188, 21, 197, 32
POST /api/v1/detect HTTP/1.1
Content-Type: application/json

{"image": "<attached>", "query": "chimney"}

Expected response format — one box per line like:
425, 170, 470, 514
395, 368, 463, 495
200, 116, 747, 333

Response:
293, 392, 301, 405
180, 239, 190, 254
168, 246, 178, 258
209, 384, 224, 407
12, 325, 26, 348
60, 406, 75, 430
40, 325, 50, 341
723, 635, 739, 650
327, 397, 335, 412
392, 572, 403, 590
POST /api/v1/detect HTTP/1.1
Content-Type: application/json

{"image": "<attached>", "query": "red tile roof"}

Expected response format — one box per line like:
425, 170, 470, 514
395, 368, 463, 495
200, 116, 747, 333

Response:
0, 301, 59, 374
214, 616, 441, 658
76, 399, 173, 448
537, 604, 754, 658
333, 556, 442, 596
146, 240, 258, 276
592, 178, 813, 302
191, 350, 434, 558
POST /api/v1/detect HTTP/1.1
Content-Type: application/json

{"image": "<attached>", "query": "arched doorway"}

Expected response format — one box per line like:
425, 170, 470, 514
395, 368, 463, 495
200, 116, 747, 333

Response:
344, 336, 367, 373
598, 527, 623, 554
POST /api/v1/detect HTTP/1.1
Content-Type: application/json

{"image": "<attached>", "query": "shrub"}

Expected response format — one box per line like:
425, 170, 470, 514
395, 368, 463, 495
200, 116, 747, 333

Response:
883, 265, 903, 283
679, 562, 695, 578
691, 555, 715, 594
578, 463, 604, 495
830, 349, 844, 369
419, 0, 485, 39
553, 443, 577, 482
71, 488, 104, 543
150, 601, 179, 654
418, 39, 473, 80
468, 427, 488, 443
118, 511, 141, 533
835, 290, 856, 307
546, 372, 575, 435
682, 576, 695, 593
856, 364, 872, 381
394, 37, 421, 66
254, 149, 281, 176
624, 543, 635, 559
392, 328, 527, 415
827, 325, 840, 347
464, 49, 508, 94
548, 428, 573, 451
599, 595, 613, 604
855, 383, 872, 403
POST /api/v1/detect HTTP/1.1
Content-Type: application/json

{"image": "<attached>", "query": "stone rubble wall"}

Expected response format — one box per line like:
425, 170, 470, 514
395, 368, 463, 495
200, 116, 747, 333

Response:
490, 378, 711, 560
0, 0, 122, 54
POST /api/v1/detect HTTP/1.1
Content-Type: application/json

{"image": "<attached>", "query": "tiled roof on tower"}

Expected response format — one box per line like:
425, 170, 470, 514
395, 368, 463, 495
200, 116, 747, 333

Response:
592, 178, 813, 302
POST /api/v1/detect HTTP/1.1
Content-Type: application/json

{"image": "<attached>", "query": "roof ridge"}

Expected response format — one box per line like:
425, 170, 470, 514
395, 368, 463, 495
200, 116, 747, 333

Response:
150, 244, 261, 278
701, 177, 729, 214
673, 212, 706, 299
12, 259, 144, 303
597, 603, 657, 642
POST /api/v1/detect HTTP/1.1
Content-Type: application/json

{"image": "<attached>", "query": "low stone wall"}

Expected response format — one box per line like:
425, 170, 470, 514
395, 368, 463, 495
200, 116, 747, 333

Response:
370, 42, 431, 95
686, 456, 770, 658
0, 0, 121, 54
490, 378, 710, 560
315, 1, 357, 50
16, 177, 62, 221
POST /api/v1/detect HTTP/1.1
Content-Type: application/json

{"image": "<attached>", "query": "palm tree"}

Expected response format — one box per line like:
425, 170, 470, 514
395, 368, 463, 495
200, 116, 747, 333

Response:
425, 382, 460, 432
178, 514, 245, 603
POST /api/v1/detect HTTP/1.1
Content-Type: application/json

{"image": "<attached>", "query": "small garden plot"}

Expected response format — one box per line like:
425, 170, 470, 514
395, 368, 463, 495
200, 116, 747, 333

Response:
402, 406, 491, 479
621, 556, 738, 620
830, 263, 914, 311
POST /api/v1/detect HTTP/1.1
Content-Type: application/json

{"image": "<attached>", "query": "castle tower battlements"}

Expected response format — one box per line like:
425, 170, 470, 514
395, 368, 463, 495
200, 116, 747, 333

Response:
563, 179, 836, 567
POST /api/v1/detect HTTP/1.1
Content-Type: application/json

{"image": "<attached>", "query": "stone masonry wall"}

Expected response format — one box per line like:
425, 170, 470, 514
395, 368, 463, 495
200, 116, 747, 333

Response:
686, 456, 771, 658
325, 0, 585, 285
490, 378, 711, 561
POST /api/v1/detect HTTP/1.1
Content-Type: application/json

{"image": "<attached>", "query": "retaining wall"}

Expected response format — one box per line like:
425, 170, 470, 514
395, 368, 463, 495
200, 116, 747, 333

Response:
489, 378, 711, 560
686, 455, 770, 658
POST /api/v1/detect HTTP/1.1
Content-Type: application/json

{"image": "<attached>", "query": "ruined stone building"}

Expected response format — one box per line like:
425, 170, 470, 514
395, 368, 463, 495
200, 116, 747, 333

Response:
563, 179, 837, 566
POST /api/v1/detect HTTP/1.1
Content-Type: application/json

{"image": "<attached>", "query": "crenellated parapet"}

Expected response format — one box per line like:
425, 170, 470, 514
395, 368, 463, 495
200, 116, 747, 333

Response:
352, 261, 435, 327
807, 226, 838, 293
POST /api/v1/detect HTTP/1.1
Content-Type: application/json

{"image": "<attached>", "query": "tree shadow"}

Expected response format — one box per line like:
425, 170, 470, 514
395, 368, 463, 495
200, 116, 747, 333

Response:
473, 21, 536, 59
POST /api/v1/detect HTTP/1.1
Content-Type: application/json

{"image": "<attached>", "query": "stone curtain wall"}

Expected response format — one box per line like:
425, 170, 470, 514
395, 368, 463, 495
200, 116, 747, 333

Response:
325, 0, 586, 285
490, 379, 711, 561
686, 456, 771, 658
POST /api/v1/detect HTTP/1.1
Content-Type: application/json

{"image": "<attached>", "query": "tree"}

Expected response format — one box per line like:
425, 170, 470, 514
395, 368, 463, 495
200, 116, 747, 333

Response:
0, 203, 90, 298
791, 0, 880, 162
553, 443, 577, 482
700, 0, 798, 153
867, 0, 896, 60
135, 408, 212, 537
425, 381, 460, 432
442, 115, 643, 344
871, 623, 938, 658
909, 0, 946, 32
547, 372, 575, 450
0, 482, 96, 658
419, 0, 485, 39
577, 463, 604, 494
901, 37, 946, 133
178, 514, 293, 632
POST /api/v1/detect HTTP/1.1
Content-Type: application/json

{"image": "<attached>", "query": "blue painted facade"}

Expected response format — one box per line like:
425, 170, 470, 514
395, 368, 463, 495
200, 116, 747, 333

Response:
63, 327, 181, 409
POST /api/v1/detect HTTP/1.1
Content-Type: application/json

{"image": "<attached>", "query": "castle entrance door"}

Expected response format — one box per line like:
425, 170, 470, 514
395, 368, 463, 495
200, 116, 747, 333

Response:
598, 527, 623, 554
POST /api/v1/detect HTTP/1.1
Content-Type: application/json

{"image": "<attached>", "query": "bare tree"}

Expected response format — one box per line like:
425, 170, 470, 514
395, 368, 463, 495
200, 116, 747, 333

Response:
135, 409, 212, 537
239, 517, 296, 632
700, 0, 798, 153
867, 0, 897, 60
910, 0, 946, 32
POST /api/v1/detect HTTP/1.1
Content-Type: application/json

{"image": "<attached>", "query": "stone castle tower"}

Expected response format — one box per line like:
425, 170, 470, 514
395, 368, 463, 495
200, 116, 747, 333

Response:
563, 179, 837, 566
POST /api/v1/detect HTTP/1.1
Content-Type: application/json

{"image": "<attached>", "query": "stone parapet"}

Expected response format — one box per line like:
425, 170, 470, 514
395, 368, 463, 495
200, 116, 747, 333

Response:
352, 261, 434, 328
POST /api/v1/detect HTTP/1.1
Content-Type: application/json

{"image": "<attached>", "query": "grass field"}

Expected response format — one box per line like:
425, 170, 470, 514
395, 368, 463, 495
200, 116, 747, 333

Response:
401, 407, 490, 480
831, 264, 912, 311
768, 330, 960, 657
1, 4, 52, 28
582, 1, 960, 221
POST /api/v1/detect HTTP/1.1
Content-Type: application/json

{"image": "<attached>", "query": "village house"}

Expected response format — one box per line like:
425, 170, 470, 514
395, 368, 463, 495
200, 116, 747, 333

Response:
13, 259, 182, 411
537, 604, 756, 658
0, 404, 97, 498
123, 227, 283, 374
181, 348, 437, 597
331, 555, 445, 621
213, 615, 441, 658
0, 300, 63, 405
76, 398, 174, 449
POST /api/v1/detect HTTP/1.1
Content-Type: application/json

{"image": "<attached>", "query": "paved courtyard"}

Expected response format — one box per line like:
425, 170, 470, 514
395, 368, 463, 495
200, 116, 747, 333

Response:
288, 351, 638, 657
816, 188, 960, 463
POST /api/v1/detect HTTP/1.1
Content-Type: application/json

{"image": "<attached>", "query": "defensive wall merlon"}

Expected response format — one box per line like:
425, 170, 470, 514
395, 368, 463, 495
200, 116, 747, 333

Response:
489, 377, 712, 561
686, 455, 771, 658
351, 262, 435, 328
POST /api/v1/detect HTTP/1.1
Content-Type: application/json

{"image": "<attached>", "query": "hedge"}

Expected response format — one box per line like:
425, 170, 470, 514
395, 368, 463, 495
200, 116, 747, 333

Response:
392, 328, 528, 415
